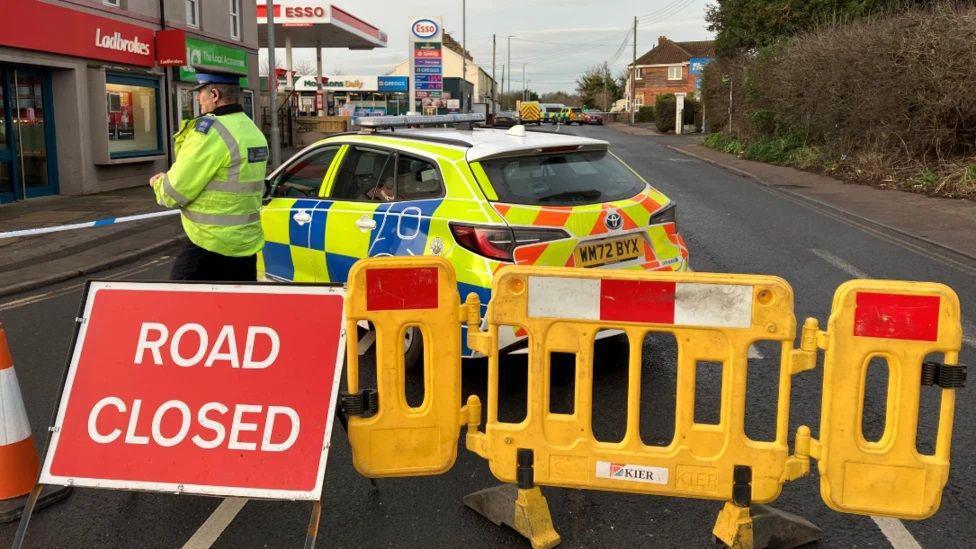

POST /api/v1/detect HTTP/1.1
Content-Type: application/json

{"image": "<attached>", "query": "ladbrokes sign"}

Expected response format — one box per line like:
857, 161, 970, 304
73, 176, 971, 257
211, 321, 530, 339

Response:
0, 0, 155, 67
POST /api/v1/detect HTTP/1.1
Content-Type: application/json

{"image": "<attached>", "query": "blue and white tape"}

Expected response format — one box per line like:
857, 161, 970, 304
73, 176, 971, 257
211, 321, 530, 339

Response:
0, 210, 180, 240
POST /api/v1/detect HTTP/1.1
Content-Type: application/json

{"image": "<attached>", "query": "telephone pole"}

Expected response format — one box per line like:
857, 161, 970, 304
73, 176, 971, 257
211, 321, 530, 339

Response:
630, 15, 637, 126
506, 35, 512, 109
491, 34, 496, 115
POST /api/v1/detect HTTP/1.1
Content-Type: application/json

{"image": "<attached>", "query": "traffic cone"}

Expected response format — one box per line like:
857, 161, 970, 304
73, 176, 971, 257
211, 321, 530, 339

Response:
0, 324, 69, 523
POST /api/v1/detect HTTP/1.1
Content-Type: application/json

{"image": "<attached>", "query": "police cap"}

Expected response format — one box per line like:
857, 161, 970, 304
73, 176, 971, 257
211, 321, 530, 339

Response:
192, 66, 243, 91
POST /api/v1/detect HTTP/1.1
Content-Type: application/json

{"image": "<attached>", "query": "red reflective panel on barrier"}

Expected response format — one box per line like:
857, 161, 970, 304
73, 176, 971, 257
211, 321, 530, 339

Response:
600, 280, 676, 324
366, 267, 439, 311
853, 292, 940, 341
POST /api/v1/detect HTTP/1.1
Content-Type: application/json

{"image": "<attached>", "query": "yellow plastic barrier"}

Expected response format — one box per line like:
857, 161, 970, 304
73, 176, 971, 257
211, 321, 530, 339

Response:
466, 266, 802, 504
343, 257, 463, 477
816, 280, 962, 519
341, 257, 965, 548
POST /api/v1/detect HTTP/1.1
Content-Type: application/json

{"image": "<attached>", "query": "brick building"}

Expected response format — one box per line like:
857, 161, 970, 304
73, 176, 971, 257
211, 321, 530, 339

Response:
626, 36, 715, 109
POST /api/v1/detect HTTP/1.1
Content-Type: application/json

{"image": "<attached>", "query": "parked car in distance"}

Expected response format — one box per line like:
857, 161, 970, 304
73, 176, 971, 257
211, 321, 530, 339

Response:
493, 111, 517, 128
584, 111, 606, 125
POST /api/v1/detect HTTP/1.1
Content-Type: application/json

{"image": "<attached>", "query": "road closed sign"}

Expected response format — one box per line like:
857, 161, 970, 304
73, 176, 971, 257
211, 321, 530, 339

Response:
39, 282, 346, 500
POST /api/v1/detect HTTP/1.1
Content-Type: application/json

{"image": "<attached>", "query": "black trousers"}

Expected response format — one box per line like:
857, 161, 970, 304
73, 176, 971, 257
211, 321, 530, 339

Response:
170, 240, 257, 281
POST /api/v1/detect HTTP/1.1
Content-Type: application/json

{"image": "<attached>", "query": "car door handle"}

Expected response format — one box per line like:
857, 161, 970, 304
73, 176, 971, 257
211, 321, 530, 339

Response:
355, 216, 376, 231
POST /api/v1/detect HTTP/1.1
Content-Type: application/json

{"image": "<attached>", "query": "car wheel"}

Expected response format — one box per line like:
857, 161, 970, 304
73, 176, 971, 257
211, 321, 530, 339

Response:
403, 326, 423, 370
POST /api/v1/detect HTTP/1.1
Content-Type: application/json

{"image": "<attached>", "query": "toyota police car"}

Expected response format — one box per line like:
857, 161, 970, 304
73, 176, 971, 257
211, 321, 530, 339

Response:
260, 114, 689, 362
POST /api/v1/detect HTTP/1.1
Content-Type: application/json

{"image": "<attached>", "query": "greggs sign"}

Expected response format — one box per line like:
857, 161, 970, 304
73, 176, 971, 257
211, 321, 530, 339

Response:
0, 0, 155, 67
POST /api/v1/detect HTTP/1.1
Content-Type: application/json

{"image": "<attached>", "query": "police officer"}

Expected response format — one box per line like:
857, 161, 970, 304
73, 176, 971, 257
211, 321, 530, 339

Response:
150, 67, 268, 281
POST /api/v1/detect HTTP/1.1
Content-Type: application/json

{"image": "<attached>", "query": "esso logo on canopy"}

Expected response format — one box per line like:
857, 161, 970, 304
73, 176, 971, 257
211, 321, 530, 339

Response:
412, 19, 439, 39
285, 6, 325, 18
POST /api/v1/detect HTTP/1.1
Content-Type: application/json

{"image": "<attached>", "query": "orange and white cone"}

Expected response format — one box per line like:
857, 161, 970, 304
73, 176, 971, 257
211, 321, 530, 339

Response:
0, 324, 69, 523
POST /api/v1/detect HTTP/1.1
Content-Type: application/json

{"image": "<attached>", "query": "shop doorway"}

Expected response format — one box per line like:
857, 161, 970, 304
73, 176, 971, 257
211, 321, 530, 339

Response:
0, 65, 58, 204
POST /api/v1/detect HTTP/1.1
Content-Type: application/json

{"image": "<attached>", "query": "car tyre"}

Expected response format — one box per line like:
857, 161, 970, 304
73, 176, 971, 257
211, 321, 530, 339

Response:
403, 326, 423, 370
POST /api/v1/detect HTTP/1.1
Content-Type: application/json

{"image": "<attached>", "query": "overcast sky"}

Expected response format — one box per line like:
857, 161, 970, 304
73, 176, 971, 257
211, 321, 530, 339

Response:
262, 0, 714, 93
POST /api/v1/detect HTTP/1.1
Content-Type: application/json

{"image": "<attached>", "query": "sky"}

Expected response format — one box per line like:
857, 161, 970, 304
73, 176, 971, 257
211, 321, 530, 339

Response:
261, 0, 715, 93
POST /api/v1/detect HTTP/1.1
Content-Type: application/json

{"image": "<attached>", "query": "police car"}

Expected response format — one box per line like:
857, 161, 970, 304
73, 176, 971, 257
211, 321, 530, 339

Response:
260, 114, 689, 363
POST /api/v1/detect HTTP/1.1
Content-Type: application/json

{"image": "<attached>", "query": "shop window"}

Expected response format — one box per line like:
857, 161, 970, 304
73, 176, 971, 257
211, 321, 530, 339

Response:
241, 90, 254, 119
106, 74, 162, 159
178, 87, 200, 125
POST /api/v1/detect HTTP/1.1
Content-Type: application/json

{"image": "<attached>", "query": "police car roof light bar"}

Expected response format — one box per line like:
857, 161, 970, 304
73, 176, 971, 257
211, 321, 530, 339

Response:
354, 113, 486, 132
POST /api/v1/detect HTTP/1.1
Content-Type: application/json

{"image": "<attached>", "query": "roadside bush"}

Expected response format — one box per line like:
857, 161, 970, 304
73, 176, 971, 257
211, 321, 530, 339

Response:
654, 94, 676, 133
636, 106, 655, 123
701, 4, 976, 198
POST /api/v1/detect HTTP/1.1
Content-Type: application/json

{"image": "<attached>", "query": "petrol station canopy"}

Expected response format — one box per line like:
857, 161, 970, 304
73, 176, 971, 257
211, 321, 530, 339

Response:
257, 1, 387, 49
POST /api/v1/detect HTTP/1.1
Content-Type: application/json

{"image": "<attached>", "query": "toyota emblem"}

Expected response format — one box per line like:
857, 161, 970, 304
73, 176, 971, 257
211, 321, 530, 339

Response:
605, 210, 623, 230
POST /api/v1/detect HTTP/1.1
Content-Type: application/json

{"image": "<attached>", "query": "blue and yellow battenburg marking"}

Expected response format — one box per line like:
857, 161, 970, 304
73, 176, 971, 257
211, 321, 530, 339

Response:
258, 134, 689, 356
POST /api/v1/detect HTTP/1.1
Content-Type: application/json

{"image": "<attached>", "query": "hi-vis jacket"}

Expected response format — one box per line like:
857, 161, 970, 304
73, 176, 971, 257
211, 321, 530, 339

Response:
154, 106, 268, 257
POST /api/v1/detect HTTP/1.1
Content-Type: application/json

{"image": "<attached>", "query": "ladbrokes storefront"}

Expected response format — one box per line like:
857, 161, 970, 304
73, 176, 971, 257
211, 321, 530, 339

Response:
0, 1, 177, 204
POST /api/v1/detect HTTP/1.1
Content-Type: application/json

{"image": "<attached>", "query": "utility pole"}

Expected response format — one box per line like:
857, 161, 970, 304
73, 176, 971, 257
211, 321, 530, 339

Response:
461, 0, 467, 113
268, 4, 280, 167
500, 64, 505, 111
630, 15, 636, 126
491, 34, 496, 116
507, 35, 512, 109
522, 63, 526, 101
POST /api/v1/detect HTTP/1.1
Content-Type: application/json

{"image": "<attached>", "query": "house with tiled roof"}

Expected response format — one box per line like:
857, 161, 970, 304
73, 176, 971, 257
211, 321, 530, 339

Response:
626, 36, 715, 108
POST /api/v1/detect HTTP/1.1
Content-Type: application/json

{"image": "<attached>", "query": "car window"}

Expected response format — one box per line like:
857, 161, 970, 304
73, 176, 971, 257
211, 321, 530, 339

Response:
271, 146, 339, 198
330, 147, 395, 202
479, 150, 646, 206
396, 155, 443, 200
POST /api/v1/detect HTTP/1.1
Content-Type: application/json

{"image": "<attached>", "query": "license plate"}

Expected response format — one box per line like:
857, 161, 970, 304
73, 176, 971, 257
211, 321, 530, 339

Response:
573, 234, 643, 268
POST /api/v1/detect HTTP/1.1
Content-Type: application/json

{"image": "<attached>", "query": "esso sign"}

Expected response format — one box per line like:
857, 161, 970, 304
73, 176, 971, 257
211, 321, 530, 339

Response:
285, 6, 325, 18
412, 19, 439, 39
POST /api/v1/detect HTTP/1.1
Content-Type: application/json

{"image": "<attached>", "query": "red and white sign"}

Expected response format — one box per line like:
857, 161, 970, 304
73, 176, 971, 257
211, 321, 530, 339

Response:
0, 0, 155, 67
527, 276, 754, 327
40, 282, 346, 500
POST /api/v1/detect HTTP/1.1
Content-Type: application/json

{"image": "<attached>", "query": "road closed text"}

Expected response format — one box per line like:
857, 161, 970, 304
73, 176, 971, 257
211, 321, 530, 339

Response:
87, 322, 297, 451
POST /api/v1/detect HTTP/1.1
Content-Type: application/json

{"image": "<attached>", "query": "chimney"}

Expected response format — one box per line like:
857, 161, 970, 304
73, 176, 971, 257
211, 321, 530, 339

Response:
658, 36, 668, 46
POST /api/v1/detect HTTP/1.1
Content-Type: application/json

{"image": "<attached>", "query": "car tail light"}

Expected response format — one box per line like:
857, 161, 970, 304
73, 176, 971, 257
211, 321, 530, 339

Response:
650, 203, 676, 226
450, 223, 569, 262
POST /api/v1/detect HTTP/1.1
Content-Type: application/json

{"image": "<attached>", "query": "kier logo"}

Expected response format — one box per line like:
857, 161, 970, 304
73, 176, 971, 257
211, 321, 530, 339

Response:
95, 28, 151, 56
595, 461, 668, 485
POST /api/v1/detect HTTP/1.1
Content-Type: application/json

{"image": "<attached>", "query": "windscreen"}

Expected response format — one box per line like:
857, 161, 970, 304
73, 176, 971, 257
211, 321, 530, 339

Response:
479, 150, 646, 206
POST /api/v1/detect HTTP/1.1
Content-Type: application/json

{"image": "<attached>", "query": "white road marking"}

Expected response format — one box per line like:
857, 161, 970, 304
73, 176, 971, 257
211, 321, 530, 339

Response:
357, 330, 376, 356
748, 345, 763, 359
811, 249, 871, 279
964, 323, 976, 349
181, 497, 249, 549
872, 516, 922, 549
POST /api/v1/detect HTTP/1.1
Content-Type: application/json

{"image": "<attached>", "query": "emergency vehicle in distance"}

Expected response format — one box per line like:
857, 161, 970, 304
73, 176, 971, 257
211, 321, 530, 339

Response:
259, 114, 689, 365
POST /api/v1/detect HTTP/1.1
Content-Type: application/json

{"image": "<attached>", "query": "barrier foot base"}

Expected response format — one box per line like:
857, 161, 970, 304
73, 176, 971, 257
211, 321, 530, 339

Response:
713, 502, 821, 549
0, 485, 72, 524
463, 484, 561, 549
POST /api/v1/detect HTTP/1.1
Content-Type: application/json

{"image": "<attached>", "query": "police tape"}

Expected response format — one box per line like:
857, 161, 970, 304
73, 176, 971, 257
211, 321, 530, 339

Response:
0, 210, 180, 240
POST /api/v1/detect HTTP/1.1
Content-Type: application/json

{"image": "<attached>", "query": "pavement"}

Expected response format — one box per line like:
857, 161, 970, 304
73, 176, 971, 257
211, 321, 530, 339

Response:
0, 145, 307, 298
0, 186, 185, 297
1, 125, 975, 547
